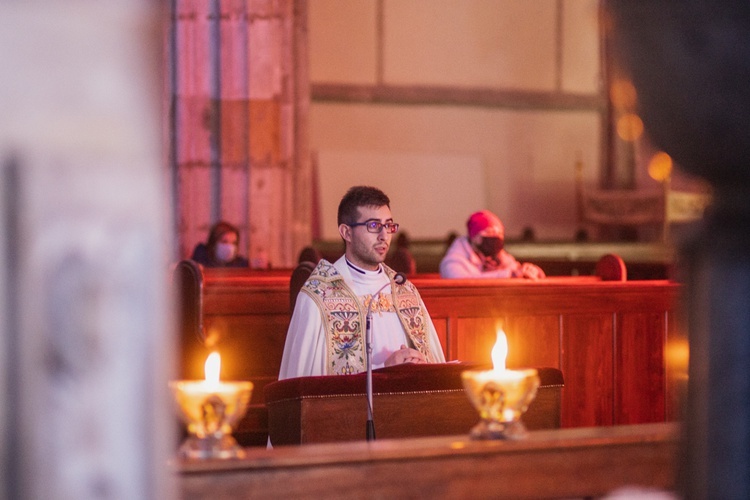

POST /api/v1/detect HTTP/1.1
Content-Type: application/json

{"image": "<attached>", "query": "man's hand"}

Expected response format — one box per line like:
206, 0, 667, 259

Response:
384, 344, 427, 367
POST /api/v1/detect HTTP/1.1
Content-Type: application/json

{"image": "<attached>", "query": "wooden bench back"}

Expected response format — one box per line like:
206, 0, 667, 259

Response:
174, 261, 684, 445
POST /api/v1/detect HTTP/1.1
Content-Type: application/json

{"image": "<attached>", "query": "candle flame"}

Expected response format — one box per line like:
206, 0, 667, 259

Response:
491, 329, 508, 371
204, 352, 221, 384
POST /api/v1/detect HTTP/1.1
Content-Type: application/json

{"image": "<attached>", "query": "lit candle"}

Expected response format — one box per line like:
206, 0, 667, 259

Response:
169, 352, 254, 458
174, 352, 250, 403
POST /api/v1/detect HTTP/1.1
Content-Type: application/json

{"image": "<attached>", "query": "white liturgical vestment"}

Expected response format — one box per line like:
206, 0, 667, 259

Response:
278, 256, 445, 380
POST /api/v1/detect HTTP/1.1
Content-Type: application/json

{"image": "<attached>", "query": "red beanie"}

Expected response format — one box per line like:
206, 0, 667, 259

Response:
467, 210, 503, 239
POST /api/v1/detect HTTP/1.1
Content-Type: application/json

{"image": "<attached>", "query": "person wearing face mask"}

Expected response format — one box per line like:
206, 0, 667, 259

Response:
190, 221, 249, 268
439, 210, 545, 280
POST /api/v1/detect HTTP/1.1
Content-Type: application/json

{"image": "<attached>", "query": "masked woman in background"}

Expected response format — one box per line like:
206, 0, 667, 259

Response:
191, 221, 249, 268
439, 210, 544, 280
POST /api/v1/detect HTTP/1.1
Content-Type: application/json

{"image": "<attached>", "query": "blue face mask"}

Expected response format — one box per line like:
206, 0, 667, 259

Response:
215, 242, 237, 263
477, 236, 504, 257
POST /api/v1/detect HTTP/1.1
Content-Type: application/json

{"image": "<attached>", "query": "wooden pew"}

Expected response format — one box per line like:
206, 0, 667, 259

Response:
314, 240, 675, 278
409, 276, 685, 428
174, 262, 684, 446
177, 423, 680, 499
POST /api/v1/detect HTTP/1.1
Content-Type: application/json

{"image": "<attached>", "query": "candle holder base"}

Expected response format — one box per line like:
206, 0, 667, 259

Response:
462, 368, 539, 441
170, 379, 253, 460
177, 434, 246, 460
469, 419, 528, 440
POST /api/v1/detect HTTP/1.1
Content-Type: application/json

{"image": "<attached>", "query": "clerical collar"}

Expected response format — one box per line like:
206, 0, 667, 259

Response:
345, 257, 382, 275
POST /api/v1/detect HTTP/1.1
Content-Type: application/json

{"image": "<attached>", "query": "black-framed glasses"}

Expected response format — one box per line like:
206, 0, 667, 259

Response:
348, 219, 400, 234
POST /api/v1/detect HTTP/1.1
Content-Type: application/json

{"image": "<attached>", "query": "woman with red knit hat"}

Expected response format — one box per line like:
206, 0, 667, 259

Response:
439, 210, 545, 279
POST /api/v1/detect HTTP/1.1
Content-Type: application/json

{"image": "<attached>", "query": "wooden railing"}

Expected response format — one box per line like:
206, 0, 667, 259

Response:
174, 262, 685, 446
177, 423, 680, 499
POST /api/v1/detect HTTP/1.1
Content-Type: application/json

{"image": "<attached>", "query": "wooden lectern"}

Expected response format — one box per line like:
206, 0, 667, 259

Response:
265, 364, 563, 445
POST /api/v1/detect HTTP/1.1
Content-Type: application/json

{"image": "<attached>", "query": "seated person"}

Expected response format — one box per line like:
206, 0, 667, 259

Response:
190, 221, 249, 268
279, 186, 445, 380
439, 210, 545, 279
386, 231, 417, 275
296, 245, 322, 265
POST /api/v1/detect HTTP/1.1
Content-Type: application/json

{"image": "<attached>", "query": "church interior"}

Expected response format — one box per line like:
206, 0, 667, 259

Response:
2, 1, 749, 498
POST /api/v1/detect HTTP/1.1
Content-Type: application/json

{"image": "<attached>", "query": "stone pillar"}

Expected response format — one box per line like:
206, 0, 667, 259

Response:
171, 0, 311, 267
0, 2, 174, 499
609, 2, 750, 498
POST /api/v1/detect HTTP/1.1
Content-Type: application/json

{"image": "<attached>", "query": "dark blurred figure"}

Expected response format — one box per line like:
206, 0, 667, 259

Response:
289, 246, 323, 311
386, 231, 417, 275
608, 2, 750, 497
191, 221, 249, 268
297, 246, 322, 265
574, 228, 589, 242
445, 231, 459, 249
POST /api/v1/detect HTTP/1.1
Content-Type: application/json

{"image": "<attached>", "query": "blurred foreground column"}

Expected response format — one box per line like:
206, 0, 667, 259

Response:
608, 2, 750, 498
0, 2, 174, 499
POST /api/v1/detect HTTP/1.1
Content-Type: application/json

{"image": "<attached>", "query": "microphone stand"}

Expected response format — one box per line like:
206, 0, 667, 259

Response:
365, 306, 377, 441
365, 272, 406, 441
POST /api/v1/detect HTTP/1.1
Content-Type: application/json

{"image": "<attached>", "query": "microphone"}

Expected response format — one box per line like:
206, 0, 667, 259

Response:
365, 272, 407, 441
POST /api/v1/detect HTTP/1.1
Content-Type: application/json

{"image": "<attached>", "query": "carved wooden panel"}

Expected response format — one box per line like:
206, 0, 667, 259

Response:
505, 314, 562, 369
562, 313, 615, 427
615, 311, 666, 424
429, 316, 449, 360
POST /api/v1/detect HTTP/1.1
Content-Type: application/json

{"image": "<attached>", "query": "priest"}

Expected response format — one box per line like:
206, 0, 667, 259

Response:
278, 186, 445, 380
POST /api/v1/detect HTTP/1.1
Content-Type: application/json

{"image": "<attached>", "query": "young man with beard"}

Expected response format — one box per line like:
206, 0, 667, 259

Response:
278, 186, 445, 380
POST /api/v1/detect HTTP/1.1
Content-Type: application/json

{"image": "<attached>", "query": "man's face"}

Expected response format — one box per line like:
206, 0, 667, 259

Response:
339, 205, 393, 270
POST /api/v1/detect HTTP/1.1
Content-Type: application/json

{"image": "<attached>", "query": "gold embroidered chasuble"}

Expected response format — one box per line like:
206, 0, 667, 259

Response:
300, 259, 436, 375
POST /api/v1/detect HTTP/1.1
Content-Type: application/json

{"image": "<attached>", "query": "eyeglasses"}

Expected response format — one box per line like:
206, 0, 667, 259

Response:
348, 219, 400, 234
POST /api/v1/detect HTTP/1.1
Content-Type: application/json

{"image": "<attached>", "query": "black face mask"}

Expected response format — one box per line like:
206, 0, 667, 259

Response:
476, 236, 504, 257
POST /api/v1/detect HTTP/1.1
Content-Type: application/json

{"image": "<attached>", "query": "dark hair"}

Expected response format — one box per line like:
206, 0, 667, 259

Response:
206, 221, 240, 253
337, 186, 391, 225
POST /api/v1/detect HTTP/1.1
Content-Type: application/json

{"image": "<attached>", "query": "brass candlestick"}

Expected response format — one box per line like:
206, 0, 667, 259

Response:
462, 367, 539, 439
462, 328, 540, 439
